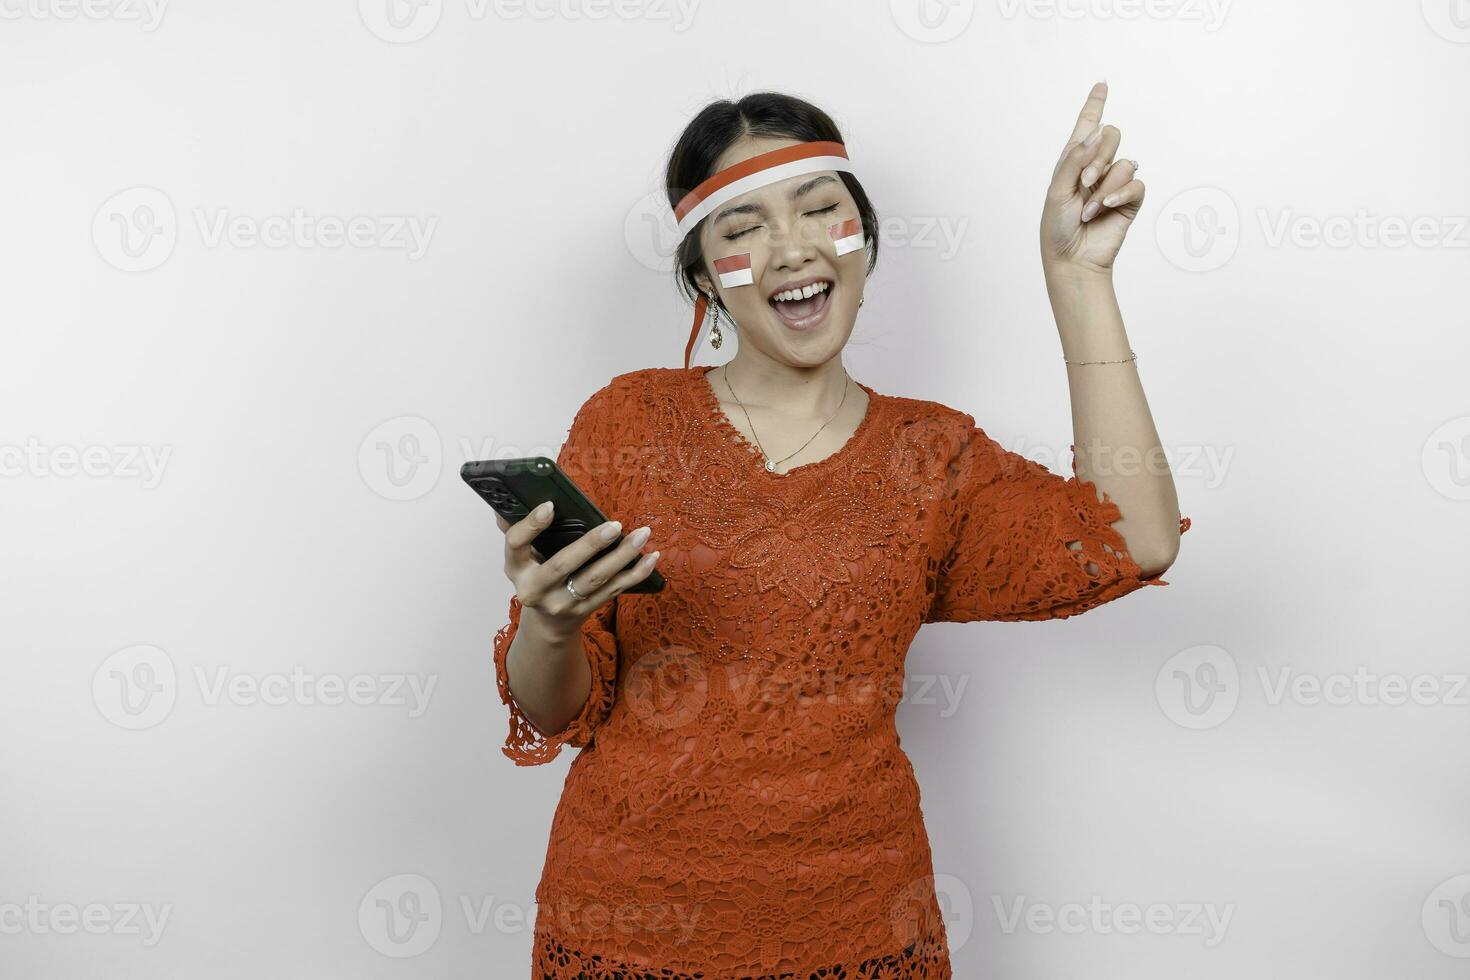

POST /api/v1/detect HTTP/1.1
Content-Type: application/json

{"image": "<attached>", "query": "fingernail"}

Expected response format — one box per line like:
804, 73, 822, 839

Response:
600, 521, 622, 541
1102, 194, 1118, 207
1084, 125, 1103, 147
1081, 202, 1099, 221
1081, 166, 1097, 186
630, 526, 651, 546
535, 500, 553, 520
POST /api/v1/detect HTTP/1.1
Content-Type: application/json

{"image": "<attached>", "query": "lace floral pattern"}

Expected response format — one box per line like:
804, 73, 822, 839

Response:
672, 378, 902, 610
531, 931, 952, 979
490, 366, 1191, 978
923, 415, 1187, 623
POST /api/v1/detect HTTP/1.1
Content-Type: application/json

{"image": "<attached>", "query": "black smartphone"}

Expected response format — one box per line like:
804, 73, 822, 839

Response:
461, 457, 664, 594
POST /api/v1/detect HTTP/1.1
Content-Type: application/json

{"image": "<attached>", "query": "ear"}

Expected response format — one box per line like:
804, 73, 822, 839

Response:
694, 270, 713, 297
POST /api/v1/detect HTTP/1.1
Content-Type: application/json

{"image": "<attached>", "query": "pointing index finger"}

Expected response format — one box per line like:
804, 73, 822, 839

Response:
1068, 80, 1109, 145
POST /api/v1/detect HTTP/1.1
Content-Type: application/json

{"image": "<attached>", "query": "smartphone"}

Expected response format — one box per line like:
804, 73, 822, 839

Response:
461, 457, 664, 594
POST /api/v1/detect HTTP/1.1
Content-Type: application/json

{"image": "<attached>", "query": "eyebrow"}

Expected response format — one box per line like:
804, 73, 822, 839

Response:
709, 174, 839, 227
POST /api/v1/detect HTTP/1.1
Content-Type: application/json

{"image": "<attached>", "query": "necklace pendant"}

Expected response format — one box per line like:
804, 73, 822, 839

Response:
764, 458, 777, 473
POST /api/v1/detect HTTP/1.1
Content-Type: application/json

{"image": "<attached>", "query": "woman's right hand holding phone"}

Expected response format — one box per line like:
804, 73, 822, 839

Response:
496, 501, 660, 640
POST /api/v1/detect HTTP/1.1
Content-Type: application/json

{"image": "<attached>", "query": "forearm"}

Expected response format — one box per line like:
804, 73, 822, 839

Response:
1044, 263, 1182, 574
503, 605, 593, 738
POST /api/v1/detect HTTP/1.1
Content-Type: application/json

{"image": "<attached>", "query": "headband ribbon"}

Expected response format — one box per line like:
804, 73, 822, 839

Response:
676, 140, 855, 369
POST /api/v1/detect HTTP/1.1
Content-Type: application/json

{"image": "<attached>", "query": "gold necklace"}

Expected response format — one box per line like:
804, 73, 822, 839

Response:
720, 364, 851, 474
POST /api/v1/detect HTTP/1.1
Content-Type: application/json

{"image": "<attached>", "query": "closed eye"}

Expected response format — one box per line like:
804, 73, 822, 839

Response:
722, 204, 841, 241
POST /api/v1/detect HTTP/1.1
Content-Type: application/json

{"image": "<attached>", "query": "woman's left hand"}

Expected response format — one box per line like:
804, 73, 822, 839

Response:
1039, 81, 1144, 277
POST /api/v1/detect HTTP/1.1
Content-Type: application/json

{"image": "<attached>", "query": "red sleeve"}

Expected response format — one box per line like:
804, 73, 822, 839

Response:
491, 379, 628, 765
925, 420, 1190, 624
492, 593, 619, 766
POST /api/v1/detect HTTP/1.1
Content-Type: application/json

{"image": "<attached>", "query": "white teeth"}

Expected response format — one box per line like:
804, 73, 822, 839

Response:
772, 280, 830, 303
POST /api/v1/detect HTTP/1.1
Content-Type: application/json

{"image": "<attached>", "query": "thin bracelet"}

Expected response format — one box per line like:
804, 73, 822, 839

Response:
1064, 349, 1137, 365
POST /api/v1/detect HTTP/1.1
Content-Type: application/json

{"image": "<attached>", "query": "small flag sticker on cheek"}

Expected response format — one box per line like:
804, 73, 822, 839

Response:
828, 218, 864, 257
714, 252, 753, 288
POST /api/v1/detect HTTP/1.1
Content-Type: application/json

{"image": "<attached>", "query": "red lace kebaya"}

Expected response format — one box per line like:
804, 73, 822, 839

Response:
492, 365, 1190, 979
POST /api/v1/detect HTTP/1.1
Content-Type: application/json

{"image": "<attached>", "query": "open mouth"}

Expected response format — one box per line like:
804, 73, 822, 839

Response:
767, 279, 833, 332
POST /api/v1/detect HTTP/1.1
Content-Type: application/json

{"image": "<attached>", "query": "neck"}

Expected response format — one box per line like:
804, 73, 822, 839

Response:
719, 351, 852, 419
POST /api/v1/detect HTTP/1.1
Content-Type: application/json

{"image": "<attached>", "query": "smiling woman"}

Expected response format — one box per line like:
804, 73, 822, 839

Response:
490, 86, 1188, 980
667, 104, 879, 373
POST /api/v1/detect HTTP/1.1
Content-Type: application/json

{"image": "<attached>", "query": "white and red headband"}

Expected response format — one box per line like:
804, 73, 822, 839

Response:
675, 140, 857, 369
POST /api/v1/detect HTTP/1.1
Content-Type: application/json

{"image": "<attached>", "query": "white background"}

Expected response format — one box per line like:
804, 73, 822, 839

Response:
3, 0, 1469, 977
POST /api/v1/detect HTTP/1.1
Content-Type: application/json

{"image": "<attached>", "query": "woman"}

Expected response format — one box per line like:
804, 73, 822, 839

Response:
491, 83, 1190, 979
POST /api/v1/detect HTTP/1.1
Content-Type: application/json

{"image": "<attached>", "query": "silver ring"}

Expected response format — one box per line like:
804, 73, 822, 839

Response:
565, 576, 588, 601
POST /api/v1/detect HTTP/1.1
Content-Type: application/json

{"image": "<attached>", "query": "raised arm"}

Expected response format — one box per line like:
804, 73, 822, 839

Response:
1038, 81, 1185, 577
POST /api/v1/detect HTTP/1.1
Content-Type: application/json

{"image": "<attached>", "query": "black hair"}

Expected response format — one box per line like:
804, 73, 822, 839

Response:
664, 92, 880, 316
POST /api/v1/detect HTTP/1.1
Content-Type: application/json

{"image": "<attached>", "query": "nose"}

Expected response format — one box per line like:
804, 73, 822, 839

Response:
768, 218, 822, 270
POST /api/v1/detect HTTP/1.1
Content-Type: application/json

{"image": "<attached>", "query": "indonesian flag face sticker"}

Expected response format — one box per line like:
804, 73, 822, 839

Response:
713, 251, 753, 288
828, 217, 864, 257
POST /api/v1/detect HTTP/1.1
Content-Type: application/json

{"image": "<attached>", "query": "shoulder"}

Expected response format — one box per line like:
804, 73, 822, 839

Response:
584, 367, 684, 403
569, 367, 665, 421
874, 389, 1040, 484
875, 389, 986, 456
879, 390, 975, 432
